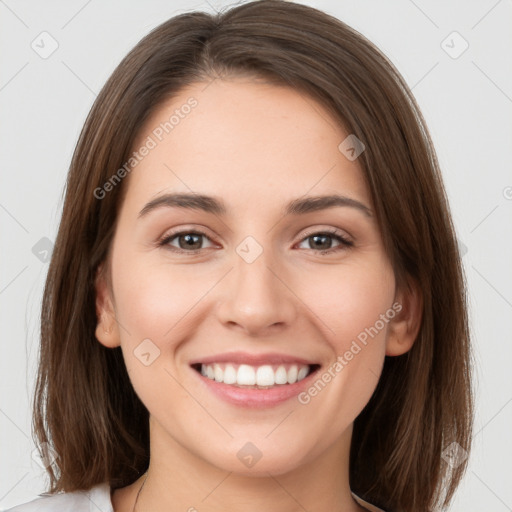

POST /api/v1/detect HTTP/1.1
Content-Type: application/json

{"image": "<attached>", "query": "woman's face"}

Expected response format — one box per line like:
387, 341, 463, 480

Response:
96, 77, 414, 476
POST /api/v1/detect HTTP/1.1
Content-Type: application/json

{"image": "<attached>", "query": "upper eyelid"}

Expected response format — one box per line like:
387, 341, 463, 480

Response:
299, 226, 352, 240
160, 226, 218, 243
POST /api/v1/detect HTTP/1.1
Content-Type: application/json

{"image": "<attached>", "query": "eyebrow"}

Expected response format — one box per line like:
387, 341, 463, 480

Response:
138, 193, 372, 219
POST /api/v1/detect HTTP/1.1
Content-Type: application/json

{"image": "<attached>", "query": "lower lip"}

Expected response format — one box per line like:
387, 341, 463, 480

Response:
192, 367, 320, 408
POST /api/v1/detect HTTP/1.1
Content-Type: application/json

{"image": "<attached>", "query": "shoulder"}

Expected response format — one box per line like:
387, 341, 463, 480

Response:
4, 483, 113, 512
351, 491, 387, 512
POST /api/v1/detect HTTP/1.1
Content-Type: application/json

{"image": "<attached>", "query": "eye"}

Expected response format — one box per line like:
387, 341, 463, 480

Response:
157, 228, 353, 255
158, 230, 215, 253
296, 229, 353, 254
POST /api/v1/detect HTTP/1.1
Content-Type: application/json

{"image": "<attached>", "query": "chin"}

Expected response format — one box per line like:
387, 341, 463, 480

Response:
202, 440, 314, 477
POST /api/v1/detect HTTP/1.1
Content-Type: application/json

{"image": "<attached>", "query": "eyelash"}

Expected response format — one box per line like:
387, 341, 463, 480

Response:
157, 228, 354, 256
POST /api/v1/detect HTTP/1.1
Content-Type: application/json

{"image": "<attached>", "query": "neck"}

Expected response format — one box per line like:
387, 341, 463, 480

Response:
130, 416, 365, 512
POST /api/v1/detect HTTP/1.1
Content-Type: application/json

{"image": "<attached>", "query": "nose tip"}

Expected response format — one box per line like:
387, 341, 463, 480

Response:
216, 249, 297, 336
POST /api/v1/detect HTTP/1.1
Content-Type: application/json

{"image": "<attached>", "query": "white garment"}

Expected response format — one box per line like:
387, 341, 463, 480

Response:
3, 483, 113, 512
4, 482, 385, 512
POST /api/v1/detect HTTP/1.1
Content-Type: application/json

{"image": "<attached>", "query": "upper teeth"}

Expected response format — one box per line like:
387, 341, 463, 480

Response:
200, 363, 310, 386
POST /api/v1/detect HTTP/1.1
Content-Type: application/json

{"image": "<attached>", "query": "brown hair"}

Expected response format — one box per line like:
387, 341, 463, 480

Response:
33, 1, 474, 510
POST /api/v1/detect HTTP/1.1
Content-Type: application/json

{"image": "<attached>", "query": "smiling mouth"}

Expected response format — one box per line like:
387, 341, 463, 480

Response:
191, 362, 321, 389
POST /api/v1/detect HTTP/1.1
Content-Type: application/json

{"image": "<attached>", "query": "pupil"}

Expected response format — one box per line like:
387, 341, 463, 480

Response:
311, 234, 331, 250
180, 233, 201, 250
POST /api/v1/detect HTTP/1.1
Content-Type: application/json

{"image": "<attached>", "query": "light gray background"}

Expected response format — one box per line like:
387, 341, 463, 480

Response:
1, 0, 511, 510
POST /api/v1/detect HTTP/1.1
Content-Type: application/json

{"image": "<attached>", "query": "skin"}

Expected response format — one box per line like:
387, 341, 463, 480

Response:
95, 77, 422, 512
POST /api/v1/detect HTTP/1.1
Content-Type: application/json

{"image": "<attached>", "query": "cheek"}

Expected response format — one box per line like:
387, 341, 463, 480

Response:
306, 259, 396, 353
112, 250, 216, 345
110, 254, 206, 403
306, 261, 395, 413
295, 261, 394, 416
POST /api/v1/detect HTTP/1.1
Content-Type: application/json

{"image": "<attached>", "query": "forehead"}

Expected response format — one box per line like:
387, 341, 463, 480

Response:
124, 78, 370, 212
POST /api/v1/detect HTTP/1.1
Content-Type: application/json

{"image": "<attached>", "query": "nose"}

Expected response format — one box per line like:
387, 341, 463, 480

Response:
216, 244, 298, 336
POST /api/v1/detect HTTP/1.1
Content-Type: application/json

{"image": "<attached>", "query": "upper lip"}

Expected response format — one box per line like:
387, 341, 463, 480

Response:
189, 351, 319, 367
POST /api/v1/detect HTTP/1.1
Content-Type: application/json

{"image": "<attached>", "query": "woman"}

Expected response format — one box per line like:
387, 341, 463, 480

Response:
7, 1, 473, 511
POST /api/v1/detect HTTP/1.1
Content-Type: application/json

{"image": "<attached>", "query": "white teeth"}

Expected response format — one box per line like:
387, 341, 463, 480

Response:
297, 366, 309, 381
223, 364, 237, 384
237, 364, 256, 385
213, 363, 223, 382
287, 365, 298, 384
274, 365, 288, 385
198, 363, 312, 387
256, 365, 274, 386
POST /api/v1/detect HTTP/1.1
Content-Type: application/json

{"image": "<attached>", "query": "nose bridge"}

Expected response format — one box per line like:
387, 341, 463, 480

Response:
235, 236, 276, 295
217, 234, 297, 334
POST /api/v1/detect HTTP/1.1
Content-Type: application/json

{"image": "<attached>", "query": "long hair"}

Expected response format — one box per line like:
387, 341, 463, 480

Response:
33, 1, 474, 510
